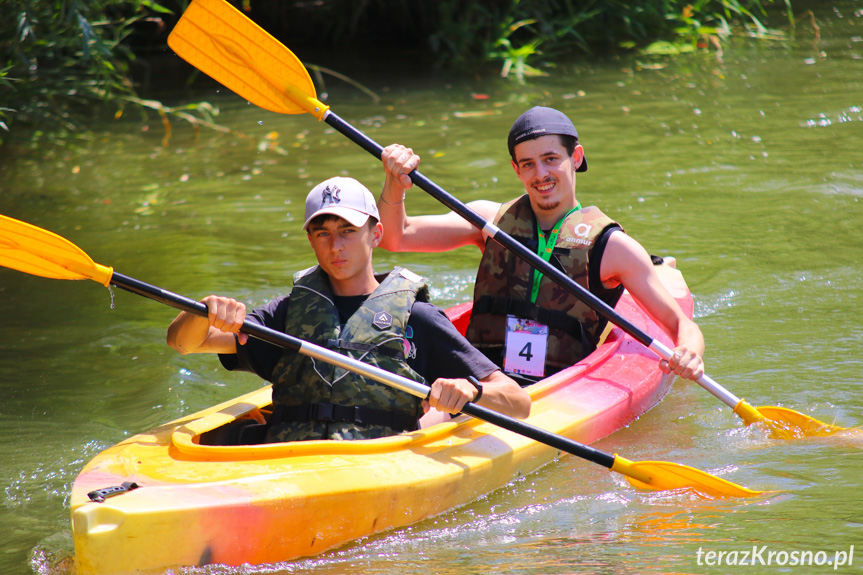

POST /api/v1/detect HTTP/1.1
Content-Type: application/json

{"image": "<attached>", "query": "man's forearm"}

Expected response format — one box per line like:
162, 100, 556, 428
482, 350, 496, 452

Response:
166, 312, 212, 355
376, 178, 409, 251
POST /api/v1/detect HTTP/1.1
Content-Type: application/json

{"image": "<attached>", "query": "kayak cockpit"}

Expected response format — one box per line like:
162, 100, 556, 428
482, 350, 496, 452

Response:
169, 385, 477, 460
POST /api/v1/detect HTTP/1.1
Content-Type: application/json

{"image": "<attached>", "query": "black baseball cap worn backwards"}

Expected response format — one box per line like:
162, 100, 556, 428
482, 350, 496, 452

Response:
507, 106, 588, 172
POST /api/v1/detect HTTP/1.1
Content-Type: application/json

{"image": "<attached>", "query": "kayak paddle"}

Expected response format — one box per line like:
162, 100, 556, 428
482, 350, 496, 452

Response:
0, 213, 763, 498
166, 0, 849, 440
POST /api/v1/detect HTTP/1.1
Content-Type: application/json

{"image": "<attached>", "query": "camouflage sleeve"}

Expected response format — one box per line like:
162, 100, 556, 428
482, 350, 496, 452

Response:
218, 294, 293, 382
406, 302, 499, 383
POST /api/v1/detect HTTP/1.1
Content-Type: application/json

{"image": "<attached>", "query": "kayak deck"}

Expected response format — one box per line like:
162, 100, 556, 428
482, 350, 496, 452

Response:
70, 263, 691, 574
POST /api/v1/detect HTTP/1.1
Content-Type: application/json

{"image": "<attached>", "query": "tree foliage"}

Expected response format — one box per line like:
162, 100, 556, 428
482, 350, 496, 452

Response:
0, 0, 794, 143
0, 1, 184, 142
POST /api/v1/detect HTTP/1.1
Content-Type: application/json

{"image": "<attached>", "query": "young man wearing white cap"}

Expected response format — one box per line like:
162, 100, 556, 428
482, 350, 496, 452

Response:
167, 176, 530, 443
376, 106, 706, 384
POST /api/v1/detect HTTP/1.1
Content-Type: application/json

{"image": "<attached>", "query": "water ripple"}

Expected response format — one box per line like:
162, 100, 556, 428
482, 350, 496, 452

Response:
803, 106, 863, 128
693, 290, 738, 319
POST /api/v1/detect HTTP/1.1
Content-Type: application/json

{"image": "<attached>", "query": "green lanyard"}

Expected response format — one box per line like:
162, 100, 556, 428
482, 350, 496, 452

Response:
530, 203, 581, 304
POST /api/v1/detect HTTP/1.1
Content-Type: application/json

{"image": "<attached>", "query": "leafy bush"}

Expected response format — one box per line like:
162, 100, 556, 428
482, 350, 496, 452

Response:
433, 0, 794, 81
0, 0, 175, 144
236, 0, 793, 82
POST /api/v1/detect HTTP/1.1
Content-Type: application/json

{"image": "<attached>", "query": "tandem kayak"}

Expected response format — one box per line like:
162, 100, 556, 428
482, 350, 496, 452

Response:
70, 262, 692, 574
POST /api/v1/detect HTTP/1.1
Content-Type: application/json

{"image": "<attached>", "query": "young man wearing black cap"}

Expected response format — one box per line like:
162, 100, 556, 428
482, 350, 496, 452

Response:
376, 106, 705, 384
167, 176, 530, 443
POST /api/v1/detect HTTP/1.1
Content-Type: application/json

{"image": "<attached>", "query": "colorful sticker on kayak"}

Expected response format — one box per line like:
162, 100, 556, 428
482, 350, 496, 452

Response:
503, 316, 548, 377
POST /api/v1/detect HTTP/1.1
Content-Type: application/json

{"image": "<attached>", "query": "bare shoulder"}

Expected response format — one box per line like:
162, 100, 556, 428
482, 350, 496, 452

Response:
598, 230, 655, 288
401, 199, 501, 252
603, 230, 652, 265
466, 199, 502, 245
467, 199, 502, 220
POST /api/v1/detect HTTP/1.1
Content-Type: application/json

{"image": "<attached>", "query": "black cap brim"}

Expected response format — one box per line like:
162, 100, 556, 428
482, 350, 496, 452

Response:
508, 106, 587, 172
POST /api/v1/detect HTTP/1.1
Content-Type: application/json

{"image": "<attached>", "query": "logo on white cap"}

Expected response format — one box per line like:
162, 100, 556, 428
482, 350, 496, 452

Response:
320, 184, 341, 207
302, 176, 380, 231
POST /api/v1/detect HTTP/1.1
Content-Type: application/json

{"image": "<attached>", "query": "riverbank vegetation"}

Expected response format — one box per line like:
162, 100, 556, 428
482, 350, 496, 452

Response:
1, 0, 795, 146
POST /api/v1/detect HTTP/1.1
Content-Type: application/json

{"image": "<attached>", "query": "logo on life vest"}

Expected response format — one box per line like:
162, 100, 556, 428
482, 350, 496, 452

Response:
564, 223, 593, 244
372, 311, 393, 330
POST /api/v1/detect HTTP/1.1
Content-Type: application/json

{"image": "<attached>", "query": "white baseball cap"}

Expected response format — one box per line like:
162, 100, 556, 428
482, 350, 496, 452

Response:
302, 176, 380, 231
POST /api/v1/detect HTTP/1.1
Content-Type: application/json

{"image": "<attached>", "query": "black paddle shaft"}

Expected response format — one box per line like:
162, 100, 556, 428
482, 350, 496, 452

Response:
110, 271, 617, 469
110, 272, 303, 354
322, 112, 654, 350
460, 402, 615, 468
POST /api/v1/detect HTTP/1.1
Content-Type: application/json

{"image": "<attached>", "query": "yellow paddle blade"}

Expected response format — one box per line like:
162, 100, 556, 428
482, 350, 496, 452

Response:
755, 405, 853, 439
611, 455, 765, 498
734, 399, 851, 439
0, 215, 113, 287
168, 0, 328, 119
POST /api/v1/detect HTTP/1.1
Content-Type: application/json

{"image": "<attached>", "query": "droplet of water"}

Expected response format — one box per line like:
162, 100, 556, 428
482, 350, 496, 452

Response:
107, 285, 115, 309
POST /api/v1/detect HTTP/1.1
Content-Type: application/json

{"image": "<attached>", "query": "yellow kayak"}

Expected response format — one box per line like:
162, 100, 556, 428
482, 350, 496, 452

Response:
70, 262, 691, 574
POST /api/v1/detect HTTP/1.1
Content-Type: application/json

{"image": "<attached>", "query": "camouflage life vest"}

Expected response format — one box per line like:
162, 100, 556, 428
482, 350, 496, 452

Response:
465, 194, 623, 377
267, 266, 430, 442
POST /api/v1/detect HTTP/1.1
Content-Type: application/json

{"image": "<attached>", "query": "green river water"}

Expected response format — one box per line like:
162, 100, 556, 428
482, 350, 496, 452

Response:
2, 3, 863, 574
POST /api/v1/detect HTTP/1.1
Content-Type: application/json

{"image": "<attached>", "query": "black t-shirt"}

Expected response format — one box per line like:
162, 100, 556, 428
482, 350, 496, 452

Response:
219, 295, 499, 385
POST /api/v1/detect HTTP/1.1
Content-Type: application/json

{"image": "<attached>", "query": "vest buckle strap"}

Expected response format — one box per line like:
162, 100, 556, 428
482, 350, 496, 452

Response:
326, 338, 401, 359
475, 295, 586, 340
327, 339, 375, 353
309, 402, 335, 422
474, 295, 513, 316
273, 402, 417, 432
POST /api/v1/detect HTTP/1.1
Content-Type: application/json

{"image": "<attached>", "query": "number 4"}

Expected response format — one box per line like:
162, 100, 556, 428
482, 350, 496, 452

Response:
519, 342, 533, 361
